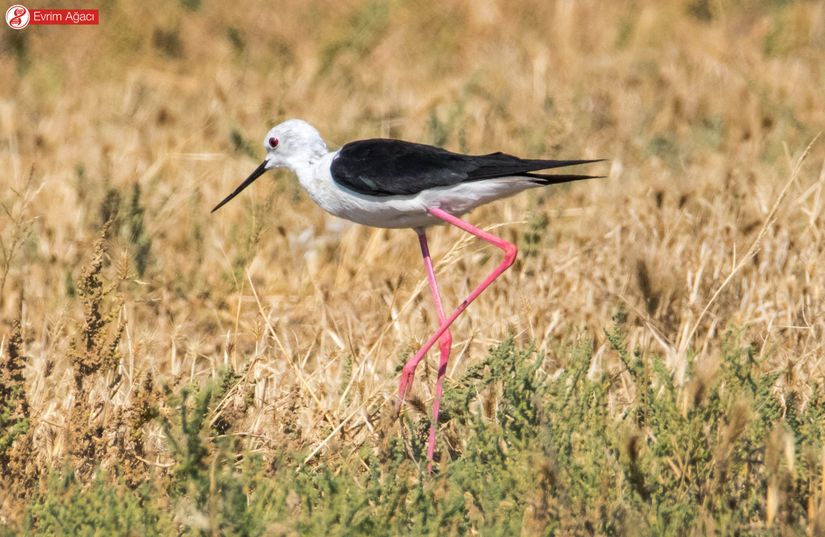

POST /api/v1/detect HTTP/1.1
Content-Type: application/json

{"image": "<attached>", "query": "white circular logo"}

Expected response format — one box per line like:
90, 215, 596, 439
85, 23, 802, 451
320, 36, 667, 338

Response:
5, 5, 30, 29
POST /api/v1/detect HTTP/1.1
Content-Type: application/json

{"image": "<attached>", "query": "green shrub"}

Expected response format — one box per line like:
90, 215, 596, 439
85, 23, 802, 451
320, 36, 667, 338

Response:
20, 330, 825, 535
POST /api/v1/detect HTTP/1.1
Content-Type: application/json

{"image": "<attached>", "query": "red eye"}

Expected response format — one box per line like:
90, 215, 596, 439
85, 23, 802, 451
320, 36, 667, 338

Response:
269, 137, 279, 148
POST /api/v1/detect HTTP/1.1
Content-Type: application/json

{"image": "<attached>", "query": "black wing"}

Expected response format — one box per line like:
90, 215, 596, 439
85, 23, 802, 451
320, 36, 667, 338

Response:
330, 139, 602, 197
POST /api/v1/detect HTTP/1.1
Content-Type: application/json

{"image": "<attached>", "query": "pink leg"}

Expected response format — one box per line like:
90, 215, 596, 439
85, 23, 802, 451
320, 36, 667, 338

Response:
397, 207, 518, 470
397, 230, 452, 403
396, 229, 453, 471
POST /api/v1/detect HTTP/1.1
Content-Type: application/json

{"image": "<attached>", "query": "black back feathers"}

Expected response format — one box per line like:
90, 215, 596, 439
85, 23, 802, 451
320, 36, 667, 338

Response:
330, 139, 602, 197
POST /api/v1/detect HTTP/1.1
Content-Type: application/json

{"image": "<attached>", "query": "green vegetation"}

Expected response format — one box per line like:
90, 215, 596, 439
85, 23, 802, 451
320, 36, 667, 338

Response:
10, 331, 825, 535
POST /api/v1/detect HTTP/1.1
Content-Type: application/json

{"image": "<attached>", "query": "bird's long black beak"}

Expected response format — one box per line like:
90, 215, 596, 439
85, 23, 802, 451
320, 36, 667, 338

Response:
211, 160, 269, 213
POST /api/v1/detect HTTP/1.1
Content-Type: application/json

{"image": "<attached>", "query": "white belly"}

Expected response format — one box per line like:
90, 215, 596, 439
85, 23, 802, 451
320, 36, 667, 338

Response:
297, 153, 536, 229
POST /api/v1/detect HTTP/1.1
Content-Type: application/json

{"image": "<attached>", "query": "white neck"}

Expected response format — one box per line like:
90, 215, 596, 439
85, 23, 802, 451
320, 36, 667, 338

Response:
284, 138, 328, 177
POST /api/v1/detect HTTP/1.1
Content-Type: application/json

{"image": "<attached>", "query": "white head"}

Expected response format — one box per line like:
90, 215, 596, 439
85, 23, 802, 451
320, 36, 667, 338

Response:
261, 119, 327, 171
212, 119, 328, 213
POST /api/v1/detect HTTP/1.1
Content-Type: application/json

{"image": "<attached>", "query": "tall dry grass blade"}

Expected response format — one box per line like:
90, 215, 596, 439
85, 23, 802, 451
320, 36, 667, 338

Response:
681, 133, 822, 357
245, 269, 323, 409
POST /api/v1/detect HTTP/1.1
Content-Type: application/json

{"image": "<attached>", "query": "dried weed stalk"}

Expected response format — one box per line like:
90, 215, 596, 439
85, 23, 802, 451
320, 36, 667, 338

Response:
66, 221, 125, 479
0, 314, 37, 507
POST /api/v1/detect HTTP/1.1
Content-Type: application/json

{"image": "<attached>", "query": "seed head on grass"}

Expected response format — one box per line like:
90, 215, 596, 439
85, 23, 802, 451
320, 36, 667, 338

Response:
69, 221, 124, 383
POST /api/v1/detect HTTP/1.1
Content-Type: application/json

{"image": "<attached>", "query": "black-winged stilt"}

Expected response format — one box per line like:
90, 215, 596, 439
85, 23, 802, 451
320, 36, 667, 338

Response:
212, 119, 603, 470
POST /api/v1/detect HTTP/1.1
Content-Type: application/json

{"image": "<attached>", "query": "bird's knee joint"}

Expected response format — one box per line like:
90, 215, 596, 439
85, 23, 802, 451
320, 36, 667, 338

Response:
503, 243, 518, 266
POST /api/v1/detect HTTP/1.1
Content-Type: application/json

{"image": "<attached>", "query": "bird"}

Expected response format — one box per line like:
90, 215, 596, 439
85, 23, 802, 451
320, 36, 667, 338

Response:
212, 119, 603, 471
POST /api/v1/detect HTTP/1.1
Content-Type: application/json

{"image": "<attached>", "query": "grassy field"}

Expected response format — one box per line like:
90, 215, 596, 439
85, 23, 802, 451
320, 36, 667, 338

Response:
2, 0, 825, 534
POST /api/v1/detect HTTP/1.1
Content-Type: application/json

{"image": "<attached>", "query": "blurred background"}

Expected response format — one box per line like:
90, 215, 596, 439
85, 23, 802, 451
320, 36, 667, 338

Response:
2, 0, 825, 532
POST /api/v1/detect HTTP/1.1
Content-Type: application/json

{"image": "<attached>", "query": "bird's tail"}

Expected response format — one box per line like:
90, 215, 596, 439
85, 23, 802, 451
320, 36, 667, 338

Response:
517, 158, 606, 185
522, 171, 605, 185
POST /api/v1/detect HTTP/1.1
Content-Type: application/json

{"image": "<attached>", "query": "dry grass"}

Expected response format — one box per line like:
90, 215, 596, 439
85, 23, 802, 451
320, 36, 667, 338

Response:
1, 0, 825, 532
